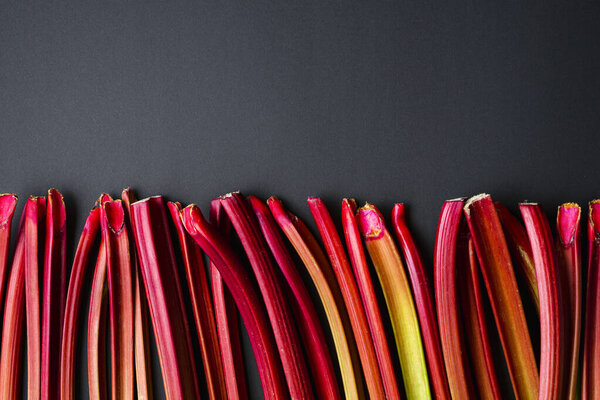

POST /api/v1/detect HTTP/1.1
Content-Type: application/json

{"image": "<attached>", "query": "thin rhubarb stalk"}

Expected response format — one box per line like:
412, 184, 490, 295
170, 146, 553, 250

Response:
41, 189, 67, 400
250, 195, 341, 400
122, 188, 153, 400
341, 199, 400, 400
0, 194, 18, 308
583, 200, 600, 399
0, 206, 26, 400
495, 202, 539, 313
556, 203, 581, 400
434, 199, 475, 399
131, 196, 201, 400
168, 201, 227, 400
88, 193, 112, 400
464, 194, 538, 400
209, 199, 248, 400
392, 203, 450, 400
181, 204, 287, 400
308, 197, 385, 399
461, 237, 502, 400
25, 196, 46, 400
268, 196, 363, 400
357, 203, 432, 400
60, 205, 101, 400
221, 192, 313, 399
101, 200, 134, 399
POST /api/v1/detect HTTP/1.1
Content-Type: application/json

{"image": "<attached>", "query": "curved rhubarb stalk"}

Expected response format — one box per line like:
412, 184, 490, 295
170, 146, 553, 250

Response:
131, 196, 201, 400
60, 206, 101, 400
464, 194, 538, 400
101, 201, 134, 399
268, 197, 363, 399
168, 201, 227, 400
357, 203, 431, 400
181, 204, 287, 400
122, 188, 153, 400
88, 193, 112, 400
221, 192, 313, 399
583, 200, 600, 399
0, 207, 26, 399
556, 203, 581, 400
392, 203, 450, 400
209, 199, 248, 400
25, 196, 46, 400
0, 194, 18, 307
462, 237, 502, 400
250, 196, 341, 400
341, 199, 400, 400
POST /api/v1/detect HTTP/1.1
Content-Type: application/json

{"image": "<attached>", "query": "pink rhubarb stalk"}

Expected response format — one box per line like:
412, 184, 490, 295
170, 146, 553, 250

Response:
0, 194, 18, 307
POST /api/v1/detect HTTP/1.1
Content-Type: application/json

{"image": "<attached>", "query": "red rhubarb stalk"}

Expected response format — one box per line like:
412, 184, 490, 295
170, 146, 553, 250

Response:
131, 196, 201, 400
60, 205, 101, 400
181, 203, 287, 400
250, 195, 341, 400
341, 199, 400, 400
556, 203, 581, 400
392, 203, 451, 400
0, 194, 18, 307
168, 201, 227, 400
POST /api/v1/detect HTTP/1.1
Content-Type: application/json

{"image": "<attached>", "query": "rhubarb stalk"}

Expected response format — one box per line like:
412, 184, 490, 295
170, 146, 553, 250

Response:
0, 194, 18, 307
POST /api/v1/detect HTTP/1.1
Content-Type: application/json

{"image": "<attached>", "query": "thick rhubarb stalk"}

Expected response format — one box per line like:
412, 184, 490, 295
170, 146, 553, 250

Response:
357, 203, 431, 400
88, 193, 112, 400
307, 197, 385, 399
583, 200, 600, 399
520, 203, 563, 400
168, 201, 227, 400
60, 206, 101, 400
464, 194, 538, 400
0, 207, 26, 399
250, 196, 341, 400
41, 189, 67, 400
268, 197, 363, 399
209, 199, 248, 400
556, 203, 581, 400
131, 196, 201, 400
25, 196, 46, 400
0, 194, 18, 307
341, 199, 400, 400
101, 201, 134, 399
122, 188, 153, 400
461, 238, 502, 400
221, 192, 313, 399
181, 204, 287, 400
392, 203, 450, 400
434, 199, 475, 399
495, 202, 539, 313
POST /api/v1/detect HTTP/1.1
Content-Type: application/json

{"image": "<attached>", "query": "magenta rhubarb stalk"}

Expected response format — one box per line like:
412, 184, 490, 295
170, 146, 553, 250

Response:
0, 194, 18, 308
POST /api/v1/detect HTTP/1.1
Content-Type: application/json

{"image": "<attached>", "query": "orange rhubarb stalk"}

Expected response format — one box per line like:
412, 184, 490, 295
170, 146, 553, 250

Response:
392, 203, 451, 400
556, 203, 581, 400
464, 194, 538, 400
0, 194, 18, 306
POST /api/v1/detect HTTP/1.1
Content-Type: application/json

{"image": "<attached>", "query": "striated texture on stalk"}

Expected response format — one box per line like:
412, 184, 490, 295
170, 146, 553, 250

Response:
0, 194, 18, 307
131, 196, 201, 400
182, 203, 287, 400
308, 197, 385, 399
556, 203, 581, 400
60, 206, 101, 400
392, 203, 450, 400
221, 192, 313, 399
209, 199, 248, 400
464, 194, 538, 400
357, 203, 431, 400
168, 201, 227, 400
268, 197, 363, 399
101, 201, 134, 399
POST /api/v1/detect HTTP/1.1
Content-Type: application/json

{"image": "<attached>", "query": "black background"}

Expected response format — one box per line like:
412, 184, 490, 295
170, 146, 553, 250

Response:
1, 1, 599, 399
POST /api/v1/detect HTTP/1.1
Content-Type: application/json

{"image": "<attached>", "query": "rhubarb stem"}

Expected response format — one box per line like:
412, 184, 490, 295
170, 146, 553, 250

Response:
0, 194, 18, 312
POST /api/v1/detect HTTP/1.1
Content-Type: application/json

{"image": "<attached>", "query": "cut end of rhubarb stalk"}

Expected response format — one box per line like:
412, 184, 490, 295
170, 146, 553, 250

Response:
463, 193, 489, 215
181, 204, 201, 235
47, 189, 66, 229
356, 203, 385, 240
392, 203, 406, 221
95, 193, 113, 208
557, 203, 581, 245
103, 201, 125, 234
0, 194, 18, 227
589, 200, 600, 238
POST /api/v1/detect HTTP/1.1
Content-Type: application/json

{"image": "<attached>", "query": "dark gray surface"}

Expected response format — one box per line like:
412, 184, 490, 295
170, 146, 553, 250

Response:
1, 1, 599, 398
